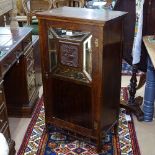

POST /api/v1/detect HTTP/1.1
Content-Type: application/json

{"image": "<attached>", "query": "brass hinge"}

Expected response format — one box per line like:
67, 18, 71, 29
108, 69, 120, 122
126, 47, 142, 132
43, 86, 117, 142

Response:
94, 121, 98, 130
94, 38, 99, 47
45, 72, 49, 79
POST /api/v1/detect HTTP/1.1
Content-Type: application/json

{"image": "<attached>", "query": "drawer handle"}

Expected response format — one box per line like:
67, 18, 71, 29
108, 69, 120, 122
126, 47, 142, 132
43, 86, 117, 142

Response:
3, 63, 11, 68
14, 50, 21, 58
0, 119, 3, 123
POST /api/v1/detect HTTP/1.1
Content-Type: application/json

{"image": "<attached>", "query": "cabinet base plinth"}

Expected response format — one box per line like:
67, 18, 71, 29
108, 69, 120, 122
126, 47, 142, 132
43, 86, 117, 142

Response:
7, 91, 39, 117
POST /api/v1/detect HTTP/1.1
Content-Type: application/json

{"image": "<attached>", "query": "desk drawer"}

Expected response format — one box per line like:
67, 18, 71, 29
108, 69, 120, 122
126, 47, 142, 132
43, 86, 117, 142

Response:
0, 80, 5, 107
23, 34, 32, 51
27, 64, 35, 85
0, 44, 23, 76
0, 105, 8, 130
14, 43, 23, 59
26, 49, 34, 68
1, 52, 16, 76
28, 77, 36, 100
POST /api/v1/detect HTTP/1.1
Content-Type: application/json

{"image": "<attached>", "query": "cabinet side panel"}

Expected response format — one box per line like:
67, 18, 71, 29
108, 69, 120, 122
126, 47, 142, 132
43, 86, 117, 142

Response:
101, 18, 123, 129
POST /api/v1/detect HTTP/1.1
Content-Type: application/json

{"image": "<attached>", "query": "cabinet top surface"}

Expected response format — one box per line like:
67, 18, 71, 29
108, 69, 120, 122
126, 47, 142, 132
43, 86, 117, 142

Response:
0, 27, 32, 60
36, 7, 126, 25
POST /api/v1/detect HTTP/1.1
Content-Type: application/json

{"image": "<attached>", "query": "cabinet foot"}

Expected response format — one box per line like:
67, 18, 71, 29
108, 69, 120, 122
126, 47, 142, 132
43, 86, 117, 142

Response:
114, 122, 118, 135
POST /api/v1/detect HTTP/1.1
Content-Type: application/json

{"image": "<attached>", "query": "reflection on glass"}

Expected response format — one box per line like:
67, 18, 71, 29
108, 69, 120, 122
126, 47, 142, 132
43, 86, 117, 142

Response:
48, 27, 92, 83
48, 29, 57, 71
83, 35, 92, 79
50, 28, 90, 41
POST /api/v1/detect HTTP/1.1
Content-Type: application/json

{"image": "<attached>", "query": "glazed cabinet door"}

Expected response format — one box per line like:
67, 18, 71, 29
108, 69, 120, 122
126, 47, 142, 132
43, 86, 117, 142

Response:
44, 25, 94, 129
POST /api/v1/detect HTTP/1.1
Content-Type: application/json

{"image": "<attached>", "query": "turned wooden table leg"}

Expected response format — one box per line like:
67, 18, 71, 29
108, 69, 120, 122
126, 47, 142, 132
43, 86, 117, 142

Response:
128, 64, 138, 105
121, 64, 144, 121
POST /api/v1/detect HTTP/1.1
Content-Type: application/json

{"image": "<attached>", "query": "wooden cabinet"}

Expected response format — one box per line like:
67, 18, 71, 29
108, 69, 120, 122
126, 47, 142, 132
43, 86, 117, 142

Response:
37, 7, 126, 151
0, 80, 15, 155
0, 27, 39, 117
0, 27, 40, 154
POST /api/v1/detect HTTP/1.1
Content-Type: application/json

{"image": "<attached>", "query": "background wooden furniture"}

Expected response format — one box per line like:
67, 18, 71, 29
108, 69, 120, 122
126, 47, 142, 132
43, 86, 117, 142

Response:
53, 0, 84, 8
0, 27, 40, 154
17, 0, 25, 15
53, 0, 69, 8
0, 1, 16, 153
37, 7, 126, 152
0, 80, 15, 155
70, 0, 84, 7
0, 0, 13, 26
0, 27, 39, 117
22, 0, 52, 25
0, 0, 13, 16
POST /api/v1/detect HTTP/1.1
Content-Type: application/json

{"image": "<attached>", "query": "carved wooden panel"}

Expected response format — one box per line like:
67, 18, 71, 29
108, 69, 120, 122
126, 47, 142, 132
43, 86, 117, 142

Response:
60, 43, 79, 67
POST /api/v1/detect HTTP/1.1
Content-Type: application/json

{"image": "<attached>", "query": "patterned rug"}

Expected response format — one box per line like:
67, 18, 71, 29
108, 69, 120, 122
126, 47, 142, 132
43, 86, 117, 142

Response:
18, 88, 141, 155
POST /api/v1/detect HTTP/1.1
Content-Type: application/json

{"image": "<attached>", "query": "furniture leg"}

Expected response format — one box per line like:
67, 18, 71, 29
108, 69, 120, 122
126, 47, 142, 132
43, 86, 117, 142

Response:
97, 134, 102, 153
113, 122, 118, 135
121, 64, 144, 121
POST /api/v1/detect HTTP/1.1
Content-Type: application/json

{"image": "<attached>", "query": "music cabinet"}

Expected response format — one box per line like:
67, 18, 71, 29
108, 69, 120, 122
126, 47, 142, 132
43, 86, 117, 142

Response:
37, 7, 126, 151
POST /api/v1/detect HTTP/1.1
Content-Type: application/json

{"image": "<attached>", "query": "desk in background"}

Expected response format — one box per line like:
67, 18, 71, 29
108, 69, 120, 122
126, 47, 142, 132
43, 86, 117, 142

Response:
0, 27, 40, 154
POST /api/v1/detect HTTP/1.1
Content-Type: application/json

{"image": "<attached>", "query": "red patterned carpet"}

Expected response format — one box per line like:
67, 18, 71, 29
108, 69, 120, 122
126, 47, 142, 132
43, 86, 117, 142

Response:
18, 87, 141, 155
